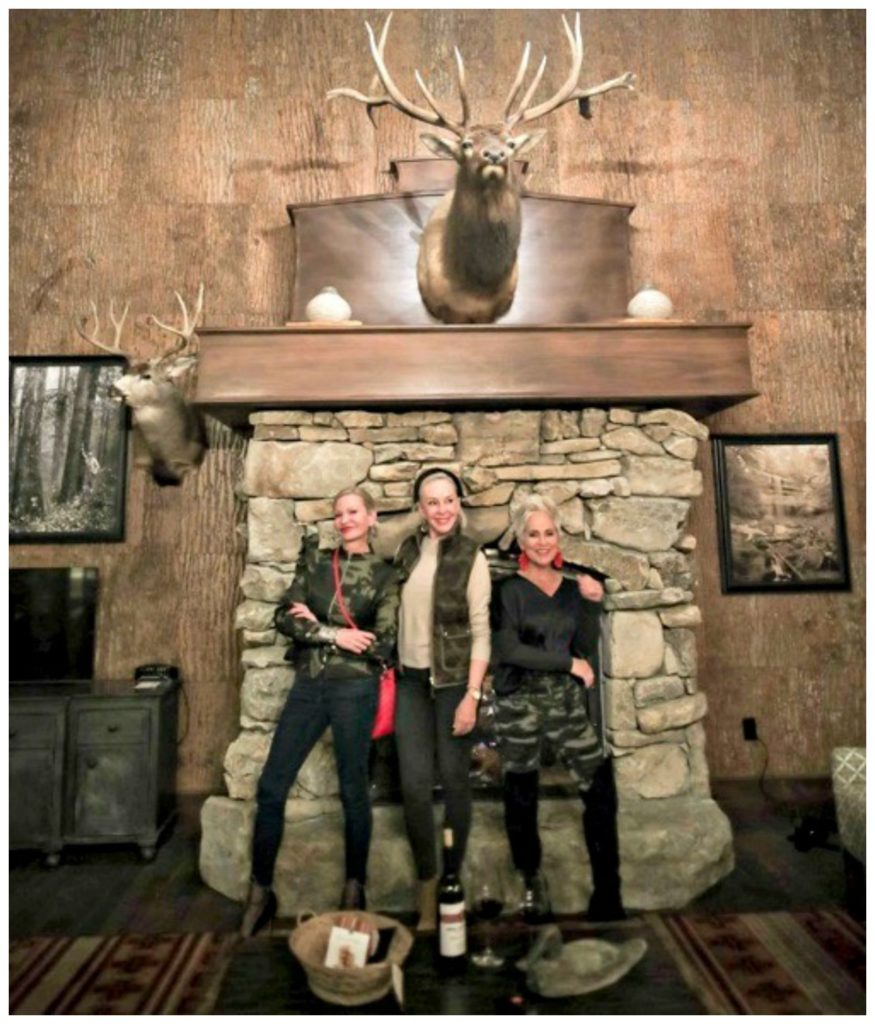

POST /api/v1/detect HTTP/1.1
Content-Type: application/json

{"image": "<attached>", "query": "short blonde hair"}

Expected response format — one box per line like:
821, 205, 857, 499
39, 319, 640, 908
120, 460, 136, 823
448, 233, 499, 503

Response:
415, 470, 467, 528
333, 485, 378, 514
512, 493, 560, 543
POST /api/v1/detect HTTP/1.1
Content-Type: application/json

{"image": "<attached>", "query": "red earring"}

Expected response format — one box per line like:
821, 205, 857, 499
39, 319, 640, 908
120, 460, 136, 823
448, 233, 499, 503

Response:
518, 552, 530, 571
552, 552, 564, 569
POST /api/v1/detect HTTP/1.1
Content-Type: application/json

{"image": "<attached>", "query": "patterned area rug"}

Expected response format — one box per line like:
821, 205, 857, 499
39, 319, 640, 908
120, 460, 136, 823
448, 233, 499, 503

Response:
9, 932, 238, 1014
650, 909, 865, 1015
9, 911, 865, 1015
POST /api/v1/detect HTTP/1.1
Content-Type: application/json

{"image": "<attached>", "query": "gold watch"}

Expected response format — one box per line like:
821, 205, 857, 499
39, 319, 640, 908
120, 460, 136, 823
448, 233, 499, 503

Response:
467, 687, 483, 701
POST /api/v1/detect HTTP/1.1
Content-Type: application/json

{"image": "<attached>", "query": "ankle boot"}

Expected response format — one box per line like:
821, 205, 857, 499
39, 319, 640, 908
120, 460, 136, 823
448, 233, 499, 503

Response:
240, 880, 277, 938
581, 761, 627, 922
339, 878, 366, 911
415, 877, 439, 934
520, 870, 553, 924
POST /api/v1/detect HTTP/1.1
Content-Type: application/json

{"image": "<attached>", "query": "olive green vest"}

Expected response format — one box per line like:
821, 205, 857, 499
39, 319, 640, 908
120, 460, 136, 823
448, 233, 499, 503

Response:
395, 529, 480, 687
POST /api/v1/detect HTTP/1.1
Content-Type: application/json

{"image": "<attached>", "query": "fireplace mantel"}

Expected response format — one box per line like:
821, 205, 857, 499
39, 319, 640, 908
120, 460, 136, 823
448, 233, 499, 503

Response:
195, 320, 756, 428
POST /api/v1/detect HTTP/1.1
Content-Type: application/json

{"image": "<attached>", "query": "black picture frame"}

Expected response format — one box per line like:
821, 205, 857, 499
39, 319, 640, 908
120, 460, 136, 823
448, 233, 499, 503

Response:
10, 356, 129, 543
712, 433, 850, 593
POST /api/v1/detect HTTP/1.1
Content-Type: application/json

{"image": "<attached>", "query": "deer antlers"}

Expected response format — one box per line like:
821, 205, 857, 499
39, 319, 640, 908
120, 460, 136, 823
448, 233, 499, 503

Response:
75, 299, 130, 356
148, 281, 205, 360
330, 12, 635, 133
75, 283, 204, 367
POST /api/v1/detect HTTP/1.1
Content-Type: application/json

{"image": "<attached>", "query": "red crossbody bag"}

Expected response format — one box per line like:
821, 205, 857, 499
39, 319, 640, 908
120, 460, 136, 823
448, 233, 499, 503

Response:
331, 548, 396, 739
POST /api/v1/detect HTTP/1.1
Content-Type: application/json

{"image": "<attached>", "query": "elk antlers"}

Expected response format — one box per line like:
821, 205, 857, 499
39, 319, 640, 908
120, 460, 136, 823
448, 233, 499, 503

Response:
505, 13, 636, 129
328, 12, 469, 135
330, 12, 635, 133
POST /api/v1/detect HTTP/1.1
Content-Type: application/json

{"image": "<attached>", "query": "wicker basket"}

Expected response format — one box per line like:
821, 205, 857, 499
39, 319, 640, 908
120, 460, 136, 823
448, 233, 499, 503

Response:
288, 911, 414, 1006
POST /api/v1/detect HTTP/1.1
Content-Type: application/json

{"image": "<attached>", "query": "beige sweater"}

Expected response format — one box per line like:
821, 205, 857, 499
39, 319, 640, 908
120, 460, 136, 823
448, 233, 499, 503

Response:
398, 536, 492, 671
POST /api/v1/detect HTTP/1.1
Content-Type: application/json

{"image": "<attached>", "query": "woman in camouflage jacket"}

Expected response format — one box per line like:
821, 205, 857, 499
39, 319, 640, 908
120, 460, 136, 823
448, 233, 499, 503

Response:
240, 486, 400, 936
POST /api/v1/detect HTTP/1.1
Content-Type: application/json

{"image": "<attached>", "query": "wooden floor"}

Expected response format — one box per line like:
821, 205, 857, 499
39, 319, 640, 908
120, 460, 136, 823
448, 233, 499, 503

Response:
9, 780, 862, 1015
9, 779, 855, 940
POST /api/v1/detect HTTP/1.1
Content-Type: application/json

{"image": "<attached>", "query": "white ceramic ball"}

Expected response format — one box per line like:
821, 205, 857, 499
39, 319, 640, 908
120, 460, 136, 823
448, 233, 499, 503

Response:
627, 284, 674, 319
305, 286, 352, 323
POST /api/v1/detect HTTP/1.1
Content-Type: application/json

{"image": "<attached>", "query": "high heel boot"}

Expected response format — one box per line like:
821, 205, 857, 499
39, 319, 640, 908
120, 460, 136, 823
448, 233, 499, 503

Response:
581, 761, 627, 922
415, 877, 438, 934
339, 878, 366, 911
240, 880, 277, 938
520, 870, 553, 924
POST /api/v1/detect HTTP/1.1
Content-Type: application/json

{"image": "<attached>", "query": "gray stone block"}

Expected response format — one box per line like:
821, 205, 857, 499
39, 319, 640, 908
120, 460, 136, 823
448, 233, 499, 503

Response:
199, 793, 733, 915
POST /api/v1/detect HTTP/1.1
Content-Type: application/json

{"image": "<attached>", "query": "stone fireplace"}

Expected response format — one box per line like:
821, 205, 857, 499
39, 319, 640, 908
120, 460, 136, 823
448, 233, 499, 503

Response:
199, 402, 735, 914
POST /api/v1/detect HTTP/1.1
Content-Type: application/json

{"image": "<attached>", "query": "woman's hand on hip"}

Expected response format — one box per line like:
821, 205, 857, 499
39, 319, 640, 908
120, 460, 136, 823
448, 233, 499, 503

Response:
452, 692, 479, 736
577, 574, 604, 602
335, 628, 376, 655
289, 602, 317, 622
570, 657, 596, 688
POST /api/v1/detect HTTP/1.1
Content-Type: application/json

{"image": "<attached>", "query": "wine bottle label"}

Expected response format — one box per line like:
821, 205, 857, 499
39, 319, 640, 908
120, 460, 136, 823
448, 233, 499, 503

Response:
439, 901, 467, 957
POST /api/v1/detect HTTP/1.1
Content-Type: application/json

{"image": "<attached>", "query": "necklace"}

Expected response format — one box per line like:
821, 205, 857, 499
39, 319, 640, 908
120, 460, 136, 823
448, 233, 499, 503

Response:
328, 546, 356, 619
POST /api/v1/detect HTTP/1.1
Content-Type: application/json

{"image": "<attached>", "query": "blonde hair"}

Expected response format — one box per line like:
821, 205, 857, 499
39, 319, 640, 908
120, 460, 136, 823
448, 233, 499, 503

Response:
416, 471, 468, 528
512, 493, 560, 543
333, 485, 378, 514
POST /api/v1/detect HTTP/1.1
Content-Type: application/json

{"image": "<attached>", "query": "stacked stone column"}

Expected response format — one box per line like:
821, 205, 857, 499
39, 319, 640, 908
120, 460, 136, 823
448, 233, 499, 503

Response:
200, 405, 734, 912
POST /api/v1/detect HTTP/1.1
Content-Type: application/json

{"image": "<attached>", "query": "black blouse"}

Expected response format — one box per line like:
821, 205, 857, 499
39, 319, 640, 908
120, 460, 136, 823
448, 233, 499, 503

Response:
492, 574, 601, 696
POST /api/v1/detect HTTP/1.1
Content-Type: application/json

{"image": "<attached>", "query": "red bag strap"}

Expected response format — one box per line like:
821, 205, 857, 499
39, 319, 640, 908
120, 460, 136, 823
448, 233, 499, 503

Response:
331, 548, 357, 630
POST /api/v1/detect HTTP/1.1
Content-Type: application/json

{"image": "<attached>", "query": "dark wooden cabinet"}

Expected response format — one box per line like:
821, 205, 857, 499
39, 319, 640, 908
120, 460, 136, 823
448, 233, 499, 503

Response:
9, 679, 179, 865
10, 701, 67, 866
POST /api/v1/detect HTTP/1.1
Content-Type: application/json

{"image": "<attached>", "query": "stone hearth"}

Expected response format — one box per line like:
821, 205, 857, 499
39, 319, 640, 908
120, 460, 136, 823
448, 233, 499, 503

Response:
199, 404, 734, 912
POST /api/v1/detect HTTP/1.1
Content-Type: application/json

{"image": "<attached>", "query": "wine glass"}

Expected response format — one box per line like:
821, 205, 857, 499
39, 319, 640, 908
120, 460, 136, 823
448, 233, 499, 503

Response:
470, 877, 505, 968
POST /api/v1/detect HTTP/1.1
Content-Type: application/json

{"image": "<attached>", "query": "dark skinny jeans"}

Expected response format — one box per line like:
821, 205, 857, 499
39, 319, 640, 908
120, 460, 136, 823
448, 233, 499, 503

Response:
251, 674, 378, 887
394, 666, 474, 879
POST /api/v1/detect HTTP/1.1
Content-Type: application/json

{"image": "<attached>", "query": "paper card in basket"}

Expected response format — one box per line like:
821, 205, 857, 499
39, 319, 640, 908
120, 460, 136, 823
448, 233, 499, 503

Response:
325, 926, 371, 968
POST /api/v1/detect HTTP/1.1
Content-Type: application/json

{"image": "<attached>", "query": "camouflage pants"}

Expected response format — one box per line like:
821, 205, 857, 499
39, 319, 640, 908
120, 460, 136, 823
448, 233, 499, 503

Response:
494, 672, 604, 791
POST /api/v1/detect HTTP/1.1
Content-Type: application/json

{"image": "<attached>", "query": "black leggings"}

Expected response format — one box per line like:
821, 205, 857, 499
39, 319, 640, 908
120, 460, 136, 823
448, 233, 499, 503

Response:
504, 759, 618, 879
394, 667, 474, 879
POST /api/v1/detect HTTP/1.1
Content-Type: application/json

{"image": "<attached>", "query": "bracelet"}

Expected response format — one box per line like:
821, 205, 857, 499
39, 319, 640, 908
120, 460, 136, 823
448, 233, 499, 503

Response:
315, 624, 340, 644
466, 687, 483, 701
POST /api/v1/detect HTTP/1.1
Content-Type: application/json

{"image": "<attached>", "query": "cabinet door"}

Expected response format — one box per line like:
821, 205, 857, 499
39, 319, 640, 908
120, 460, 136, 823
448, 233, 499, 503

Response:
70, 745, 151, 838
10, 749, 61, 846
10, 705, 65, 851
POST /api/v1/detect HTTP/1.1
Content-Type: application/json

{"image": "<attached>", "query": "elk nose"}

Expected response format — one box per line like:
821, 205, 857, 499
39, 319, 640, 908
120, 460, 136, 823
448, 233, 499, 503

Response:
484, 148, 505, 164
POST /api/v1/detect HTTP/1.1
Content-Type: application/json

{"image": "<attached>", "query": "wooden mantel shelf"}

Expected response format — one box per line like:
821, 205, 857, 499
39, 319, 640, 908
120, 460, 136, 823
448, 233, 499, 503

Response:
195, 321, 757, 428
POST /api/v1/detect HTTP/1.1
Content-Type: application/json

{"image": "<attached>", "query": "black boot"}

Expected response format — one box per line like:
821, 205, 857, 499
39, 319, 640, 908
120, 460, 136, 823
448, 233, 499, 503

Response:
339, 878, 366, 911
581, 760, 627, 922
240, 880, 277, 938
521, 871, 553, 924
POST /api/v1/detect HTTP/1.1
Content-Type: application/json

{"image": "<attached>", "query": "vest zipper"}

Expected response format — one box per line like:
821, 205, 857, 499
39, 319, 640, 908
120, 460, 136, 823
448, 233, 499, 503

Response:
429, 534, 442, 698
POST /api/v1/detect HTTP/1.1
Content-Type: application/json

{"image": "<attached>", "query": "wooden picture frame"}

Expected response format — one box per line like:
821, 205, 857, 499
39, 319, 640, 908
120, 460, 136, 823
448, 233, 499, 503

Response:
711, 433, 850, 593
10, 356, 128, 543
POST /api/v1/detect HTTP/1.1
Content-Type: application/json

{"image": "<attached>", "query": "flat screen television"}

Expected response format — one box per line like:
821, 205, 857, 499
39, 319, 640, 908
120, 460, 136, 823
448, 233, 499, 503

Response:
10, 568, 99, 682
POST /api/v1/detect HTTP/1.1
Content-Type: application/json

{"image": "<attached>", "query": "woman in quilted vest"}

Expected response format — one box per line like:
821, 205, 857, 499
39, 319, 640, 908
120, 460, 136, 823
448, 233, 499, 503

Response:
393, 468, 492, 933
240, 486, 400, 937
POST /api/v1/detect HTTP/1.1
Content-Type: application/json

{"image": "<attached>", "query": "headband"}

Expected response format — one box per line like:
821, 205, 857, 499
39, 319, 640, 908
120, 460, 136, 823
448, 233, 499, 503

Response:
412, 466, 466, 504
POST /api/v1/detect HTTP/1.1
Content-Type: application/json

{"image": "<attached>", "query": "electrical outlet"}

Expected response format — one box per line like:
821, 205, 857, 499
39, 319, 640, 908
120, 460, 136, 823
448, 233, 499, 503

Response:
742, 717, 758, 742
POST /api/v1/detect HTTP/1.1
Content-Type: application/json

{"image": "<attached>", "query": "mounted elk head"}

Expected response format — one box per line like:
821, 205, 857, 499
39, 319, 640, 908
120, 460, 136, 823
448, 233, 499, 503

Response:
75, 285, 208, 487
329, 13, 635, 324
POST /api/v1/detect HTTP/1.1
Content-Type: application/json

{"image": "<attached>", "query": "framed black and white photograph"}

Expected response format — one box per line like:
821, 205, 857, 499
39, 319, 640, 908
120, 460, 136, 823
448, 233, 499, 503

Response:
10, 357, 128, 543
712, 434, 850, 593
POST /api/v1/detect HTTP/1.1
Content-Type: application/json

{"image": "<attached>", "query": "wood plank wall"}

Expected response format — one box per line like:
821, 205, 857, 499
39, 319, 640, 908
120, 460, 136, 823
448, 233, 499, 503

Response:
9, 10, 864, 787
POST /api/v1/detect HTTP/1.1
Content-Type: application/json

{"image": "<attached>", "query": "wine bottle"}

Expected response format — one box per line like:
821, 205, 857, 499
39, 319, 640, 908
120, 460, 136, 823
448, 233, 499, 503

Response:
438, 827, 467, 971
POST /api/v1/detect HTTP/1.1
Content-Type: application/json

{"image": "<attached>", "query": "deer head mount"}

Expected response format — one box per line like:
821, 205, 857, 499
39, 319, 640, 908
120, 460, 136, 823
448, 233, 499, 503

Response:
329, 13, 635, 324
75, 284, 208, 487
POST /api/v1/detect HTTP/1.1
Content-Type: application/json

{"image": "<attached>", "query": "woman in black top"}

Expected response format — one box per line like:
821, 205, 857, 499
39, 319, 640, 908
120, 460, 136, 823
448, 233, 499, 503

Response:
492, 494, 626, 923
